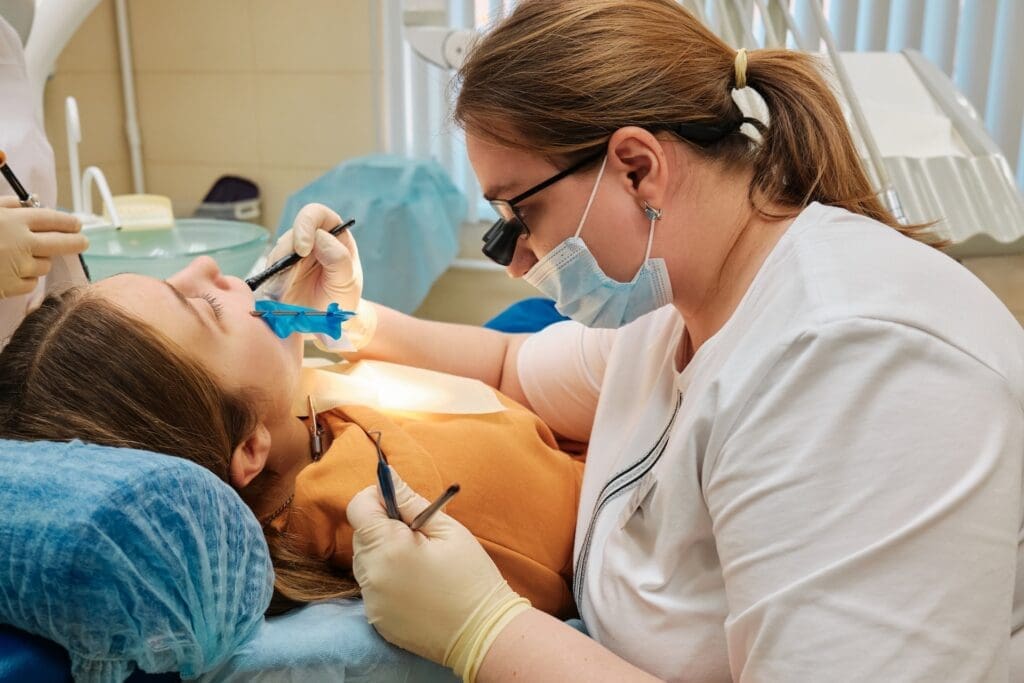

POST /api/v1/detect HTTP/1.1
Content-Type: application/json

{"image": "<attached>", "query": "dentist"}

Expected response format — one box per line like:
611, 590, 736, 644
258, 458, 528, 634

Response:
277, 1, 1024, 680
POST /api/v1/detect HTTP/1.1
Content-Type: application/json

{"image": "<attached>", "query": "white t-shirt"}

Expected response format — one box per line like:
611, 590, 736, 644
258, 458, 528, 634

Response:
518, 202, 1024, 682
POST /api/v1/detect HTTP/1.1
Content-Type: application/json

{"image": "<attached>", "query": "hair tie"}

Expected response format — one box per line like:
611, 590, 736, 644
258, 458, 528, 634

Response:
734, 48, 748, 89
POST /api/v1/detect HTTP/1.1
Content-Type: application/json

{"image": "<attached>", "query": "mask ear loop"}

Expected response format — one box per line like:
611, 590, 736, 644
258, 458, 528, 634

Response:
641, 212, 657, 263
574, 155, 609, 239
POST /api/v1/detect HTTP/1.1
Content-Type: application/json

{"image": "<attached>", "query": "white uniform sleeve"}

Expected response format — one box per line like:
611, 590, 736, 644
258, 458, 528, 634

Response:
516, 320, 616, 442
705, 318, 1023, 682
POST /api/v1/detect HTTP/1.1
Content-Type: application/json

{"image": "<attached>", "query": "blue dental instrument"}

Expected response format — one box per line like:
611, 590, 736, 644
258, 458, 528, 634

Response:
251, 300, 355, 339
369, 431, 401, 520
245, 219, 356, 291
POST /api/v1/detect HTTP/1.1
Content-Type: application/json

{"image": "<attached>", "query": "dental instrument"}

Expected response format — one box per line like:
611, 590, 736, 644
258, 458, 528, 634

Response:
0, 149, 91, 280
245, 219, 355, 291
250, 300, 355, 339
307, 395, 325, 462
370, 431, 402, 520
409, 484, 461, 532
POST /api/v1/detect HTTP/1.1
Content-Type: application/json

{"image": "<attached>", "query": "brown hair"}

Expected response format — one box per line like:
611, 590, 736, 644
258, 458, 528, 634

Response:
454, 0, 941, 245
0, 289, 358, 615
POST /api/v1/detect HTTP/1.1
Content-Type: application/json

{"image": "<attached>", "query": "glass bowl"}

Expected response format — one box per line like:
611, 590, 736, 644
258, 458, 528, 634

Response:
82, 218, 269, 281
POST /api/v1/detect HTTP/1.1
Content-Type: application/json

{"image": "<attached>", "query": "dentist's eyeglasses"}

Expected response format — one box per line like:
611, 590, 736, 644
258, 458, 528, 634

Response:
483, 150, 604, 266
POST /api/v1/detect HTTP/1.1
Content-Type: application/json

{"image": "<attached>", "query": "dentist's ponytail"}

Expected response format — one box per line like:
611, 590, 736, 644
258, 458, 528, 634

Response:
454, 0, 940, 245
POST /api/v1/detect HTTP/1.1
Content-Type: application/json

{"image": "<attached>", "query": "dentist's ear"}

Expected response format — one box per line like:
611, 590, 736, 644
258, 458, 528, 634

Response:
229, 423, 272, 489
606, 126, 670, 210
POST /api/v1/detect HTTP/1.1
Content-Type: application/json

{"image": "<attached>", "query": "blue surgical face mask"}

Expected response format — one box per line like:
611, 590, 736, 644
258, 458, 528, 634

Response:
522, 156, 673, 328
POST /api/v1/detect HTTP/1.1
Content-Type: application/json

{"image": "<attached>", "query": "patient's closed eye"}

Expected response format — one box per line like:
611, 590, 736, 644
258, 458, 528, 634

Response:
199, 293, 224, 320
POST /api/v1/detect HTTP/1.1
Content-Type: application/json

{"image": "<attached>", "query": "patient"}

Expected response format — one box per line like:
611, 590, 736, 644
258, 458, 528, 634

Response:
0, 256, 583, 618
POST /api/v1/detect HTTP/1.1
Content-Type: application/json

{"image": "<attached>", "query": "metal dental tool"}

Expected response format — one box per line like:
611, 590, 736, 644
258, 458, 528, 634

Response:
245, 219, 355, 291
409, 484, 461, 532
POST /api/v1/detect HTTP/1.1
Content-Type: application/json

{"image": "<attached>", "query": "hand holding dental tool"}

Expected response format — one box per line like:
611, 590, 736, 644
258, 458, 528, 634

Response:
246, 218, 355, 291
368, 430, 461, 527
259, 203, 377, 351
0, 150, 90, 287
348, 469, 525, 680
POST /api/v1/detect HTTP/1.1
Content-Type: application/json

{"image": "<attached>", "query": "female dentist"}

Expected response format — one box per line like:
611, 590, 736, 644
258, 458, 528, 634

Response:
275, 1, 1024, 680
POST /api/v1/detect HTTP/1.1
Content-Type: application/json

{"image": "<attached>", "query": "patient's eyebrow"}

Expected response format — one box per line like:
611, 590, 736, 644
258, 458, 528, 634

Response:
162, 281, 203, 324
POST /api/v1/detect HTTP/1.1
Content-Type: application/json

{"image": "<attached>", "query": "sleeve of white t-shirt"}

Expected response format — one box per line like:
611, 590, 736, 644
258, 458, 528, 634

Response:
516, 320, 616, 442
705, 317, 1023, 682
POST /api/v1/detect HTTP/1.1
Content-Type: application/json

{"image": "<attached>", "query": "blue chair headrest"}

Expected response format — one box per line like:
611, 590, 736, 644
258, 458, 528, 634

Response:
0, 439, 273, 682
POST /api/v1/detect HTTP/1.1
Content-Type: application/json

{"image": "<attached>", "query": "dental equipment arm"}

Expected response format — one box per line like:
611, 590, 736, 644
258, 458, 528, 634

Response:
403, 0, 474, 70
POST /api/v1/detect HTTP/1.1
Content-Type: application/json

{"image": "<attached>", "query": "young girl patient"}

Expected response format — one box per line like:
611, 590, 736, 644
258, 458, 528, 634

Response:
0, 256, 584, 617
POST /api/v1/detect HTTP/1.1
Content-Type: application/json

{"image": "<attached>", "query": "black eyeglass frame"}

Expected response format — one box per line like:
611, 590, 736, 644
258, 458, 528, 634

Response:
482, 150, 604, 266
480, 119, 756, 266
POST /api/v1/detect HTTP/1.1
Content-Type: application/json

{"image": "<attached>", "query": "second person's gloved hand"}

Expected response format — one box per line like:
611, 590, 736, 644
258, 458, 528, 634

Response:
0, 199, 87, 299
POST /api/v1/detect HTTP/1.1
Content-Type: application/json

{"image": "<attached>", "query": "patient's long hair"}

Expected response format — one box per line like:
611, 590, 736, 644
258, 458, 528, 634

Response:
0, 288, 358, 615
454, 0, 941, 246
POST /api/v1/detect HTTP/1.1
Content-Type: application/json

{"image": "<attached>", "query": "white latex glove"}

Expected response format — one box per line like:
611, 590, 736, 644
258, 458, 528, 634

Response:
265, 203, 376, 349
265, 203, 362, 311
0, 200, 86, 299
349, 471, 531, 683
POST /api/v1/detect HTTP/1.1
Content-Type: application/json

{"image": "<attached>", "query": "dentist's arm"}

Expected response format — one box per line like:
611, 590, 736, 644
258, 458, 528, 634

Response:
269, 203, 531, 403
347, 473, 662, 683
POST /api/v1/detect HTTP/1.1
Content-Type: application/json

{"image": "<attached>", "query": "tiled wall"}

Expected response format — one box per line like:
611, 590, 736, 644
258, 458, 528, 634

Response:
43, 0, 379, 232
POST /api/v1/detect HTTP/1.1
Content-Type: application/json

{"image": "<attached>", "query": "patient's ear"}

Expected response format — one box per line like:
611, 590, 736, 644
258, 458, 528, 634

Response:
229, 424, 272, 489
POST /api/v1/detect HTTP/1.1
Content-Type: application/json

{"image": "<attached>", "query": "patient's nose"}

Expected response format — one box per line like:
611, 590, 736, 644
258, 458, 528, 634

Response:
168, 256, 223, 288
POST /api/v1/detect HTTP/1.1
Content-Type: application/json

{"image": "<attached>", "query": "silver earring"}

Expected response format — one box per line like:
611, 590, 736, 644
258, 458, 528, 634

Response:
642, 201, 663, 221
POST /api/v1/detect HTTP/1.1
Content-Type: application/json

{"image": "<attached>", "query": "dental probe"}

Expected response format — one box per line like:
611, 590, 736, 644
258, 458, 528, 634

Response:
0, 149, 91, 281
245, 219, 355, 291
409, 484, 461, 531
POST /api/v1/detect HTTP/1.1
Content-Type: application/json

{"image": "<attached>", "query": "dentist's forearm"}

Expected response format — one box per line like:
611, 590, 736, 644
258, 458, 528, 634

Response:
344, 301, 531, 404
477, 609, 662, 683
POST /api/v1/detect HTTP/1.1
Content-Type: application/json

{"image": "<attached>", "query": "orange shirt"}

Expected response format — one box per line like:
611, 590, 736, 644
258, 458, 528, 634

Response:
285, 393, 585, 618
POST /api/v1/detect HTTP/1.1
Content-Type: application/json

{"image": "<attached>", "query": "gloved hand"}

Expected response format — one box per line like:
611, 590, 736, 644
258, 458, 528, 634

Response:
0, 200, 86, 299
266, 202, 362, 310
265, 202, 376, 349
348, 471, 531, 683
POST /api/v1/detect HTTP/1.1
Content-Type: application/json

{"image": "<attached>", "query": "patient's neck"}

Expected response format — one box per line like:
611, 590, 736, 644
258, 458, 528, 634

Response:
249, 415, 314, 522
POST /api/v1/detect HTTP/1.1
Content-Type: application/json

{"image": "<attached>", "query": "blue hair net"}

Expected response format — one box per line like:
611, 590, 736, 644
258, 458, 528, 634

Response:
277, 154, 467, 314
0, 439, 273, 682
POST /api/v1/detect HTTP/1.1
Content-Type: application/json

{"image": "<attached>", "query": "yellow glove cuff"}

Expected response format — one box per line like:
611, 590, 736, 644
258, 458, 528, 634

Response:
444, 580, 531, 683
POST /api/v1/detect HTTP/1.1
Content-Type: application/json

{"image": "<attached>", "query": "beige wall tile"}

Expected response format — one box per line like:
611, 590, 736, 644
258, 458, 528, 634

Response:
254, 73, 375, 167
129, 0, 253, 73
256, 165, 334, 232
44, 72, 129, 167
249, 0, 373, 73
137, 73, 259, 165
54, 0, 120, 73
